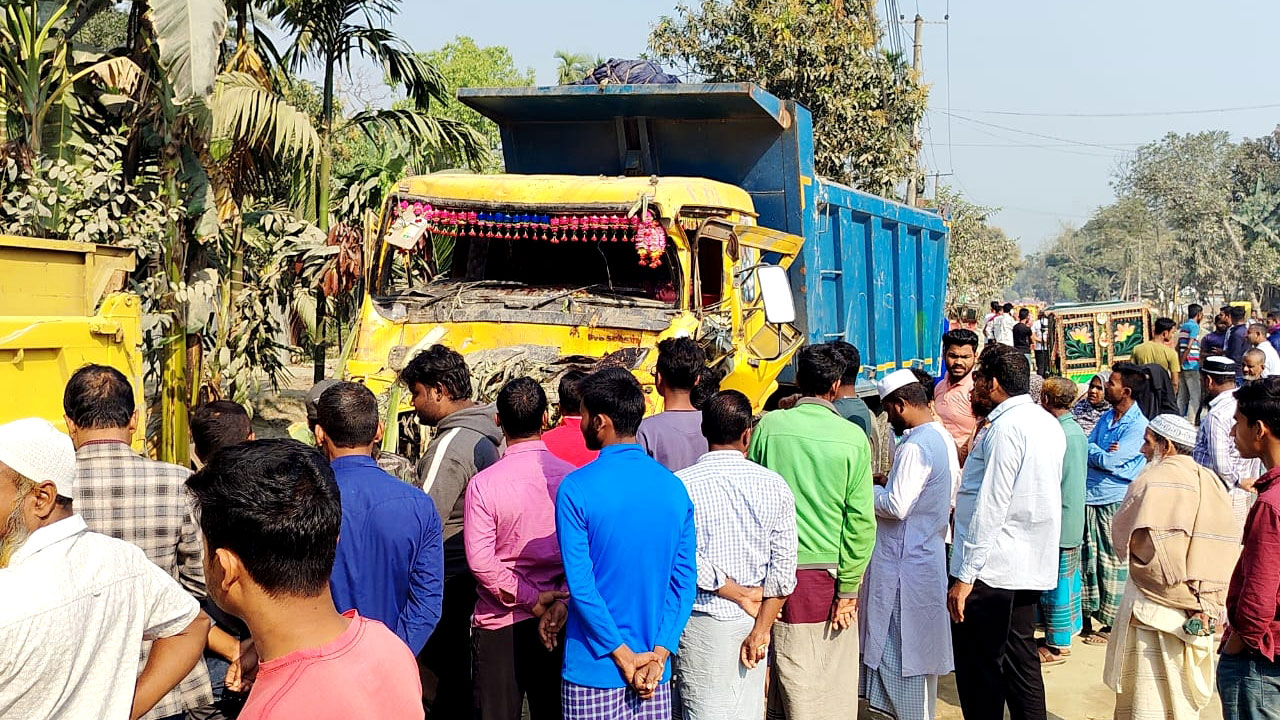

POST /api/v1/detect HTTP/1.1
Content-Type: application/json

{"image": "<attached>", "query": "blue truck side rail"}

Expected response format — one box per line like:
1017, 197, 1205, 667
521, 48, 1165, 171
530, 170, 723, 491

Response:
459, 83, 950, 386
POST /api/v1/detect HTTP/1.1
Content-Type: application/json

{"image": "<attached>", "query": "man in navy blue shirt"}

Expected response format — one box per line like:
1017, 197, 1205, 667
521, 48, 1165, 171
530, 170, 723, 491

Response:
316, 382, 444, 654
555, 367, 696, 719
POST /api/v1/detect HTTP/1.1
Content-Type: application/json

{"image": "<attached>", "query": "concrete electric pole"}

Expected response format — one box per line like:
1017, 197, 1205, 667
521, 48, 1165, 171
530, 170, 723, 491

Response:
905, 13, 924, 207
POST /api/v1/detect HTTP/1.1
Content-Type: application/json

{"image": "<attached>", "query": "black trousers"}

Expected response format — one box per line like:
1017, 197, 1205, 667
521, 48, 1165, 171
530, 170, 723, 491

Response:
473, 617, 564, 720
420, 572, 478, 719
950, 581, 1046, 720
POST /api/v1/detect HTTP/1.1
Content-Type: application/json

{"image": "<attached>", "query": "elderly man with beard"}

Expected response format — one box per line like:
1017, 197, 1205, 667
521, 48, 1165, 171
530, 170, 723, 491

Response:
0, 418, 210, 719
949, 345, 1064, 720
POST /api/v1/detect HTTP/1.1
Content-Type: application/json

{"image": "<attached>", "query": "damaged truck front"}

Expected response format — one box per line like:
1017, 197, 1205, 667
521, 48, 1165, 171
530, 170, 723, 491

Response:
342, 83, 949, 461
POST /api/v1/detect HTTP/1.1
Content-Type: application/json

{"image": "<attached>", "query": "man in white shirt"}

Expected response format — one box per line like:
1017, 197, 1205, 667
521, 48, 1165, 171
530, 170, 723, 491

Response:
991, 303, 1017, 347
859, 370, 960, 720
1248, 323, 1280, 377
949, 346, 1064, 720
0, 418, 210, 720
1193, 356, 1262, 533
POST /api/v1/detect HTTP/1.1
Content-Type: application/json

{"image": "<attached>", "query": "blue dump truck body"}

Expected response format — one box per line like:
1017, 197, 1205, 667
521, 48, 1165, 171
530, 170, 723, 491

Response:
460, 83, 950, 390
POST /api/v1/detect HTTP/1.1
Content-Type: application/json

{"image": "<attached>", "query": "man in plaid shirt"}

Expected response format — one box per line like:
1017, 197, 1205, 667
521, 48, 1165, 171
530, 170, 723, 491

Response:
63, 365, 214, 719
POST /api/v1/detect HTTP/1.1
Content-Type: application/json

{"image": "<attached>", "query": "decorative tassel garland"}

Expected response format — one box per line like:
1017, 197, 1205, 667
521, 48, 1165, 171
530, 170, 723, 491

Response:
387, 201, 667, 267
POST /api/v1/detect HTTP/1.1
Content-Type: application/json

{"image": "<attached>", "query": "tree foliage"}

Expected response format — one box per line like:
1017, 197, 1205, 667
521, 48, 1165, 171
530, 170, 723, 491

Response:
416, 36, 535, 171
934, 186, 1020, 314
649, 0, 928, 195
554, 50, 597, 85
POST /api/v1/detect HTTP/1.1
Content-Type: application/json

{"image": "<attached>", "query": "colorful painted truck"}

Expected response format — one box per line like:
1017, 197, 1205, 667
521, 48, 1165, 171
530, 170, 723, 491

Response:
340, 83, 949, 457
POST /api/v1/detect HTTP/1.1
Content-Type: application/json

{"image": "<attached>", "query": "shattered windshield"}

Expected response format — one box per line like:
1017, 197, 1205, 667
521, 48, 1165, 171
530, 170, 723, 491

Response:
376, 200, 682, 308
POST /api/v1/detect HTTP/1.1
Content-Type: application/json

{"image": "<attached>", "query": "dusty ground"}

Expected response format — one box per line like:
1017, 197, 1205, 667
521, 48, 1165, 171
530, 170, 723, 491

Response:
245, 362, 323, 439
927, 635, 1224, 720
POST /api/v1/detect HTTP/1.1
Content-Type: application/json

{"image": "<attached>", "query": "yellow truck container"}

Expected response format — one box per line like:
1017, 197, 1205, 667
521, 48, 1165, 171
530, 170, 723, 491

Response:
0, 235, 145, 445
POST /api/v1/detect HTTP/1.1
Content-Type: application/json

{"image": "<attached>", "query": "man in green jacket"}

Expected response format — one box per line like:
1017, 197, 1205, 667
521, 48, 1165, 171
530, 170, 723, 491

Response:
748, 343, 875, 719
1038, 376, 1089, 665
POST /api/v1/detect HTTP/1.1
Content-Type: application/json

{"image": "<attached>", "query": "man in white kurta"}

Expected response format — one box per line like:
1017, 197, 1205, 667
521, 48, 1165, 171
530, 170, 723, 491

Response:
859, 370, 961, 720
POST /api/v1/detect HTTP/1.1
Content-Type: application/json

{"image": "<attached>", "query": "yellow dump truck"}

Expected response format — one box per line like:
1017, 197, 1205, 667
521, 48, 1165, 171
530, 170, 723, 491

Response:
0, 235, 145, 445
342, 83, 950, 460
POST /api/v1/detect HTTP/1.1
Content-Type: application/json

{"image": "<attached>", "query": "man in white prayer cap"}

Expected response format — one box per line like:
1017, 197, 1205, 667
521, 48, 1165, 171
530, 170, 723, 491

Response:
0, 417, 210, 719
858, 370, 961, 720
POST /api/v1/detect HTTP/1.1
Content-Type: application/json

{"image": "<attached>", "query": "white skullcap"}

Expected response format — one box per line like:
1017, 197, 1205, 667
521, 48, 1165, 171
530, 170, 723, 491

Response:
1148, 414, 1197, 450
877, 369, 920, 400
0, 418, 77, 500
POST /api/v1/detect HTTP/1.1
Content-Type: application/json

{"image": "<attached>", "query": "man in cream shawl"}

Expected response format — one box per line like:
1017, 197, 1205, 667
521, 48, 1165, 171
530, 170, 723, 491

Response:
1104, 414, 1241, 720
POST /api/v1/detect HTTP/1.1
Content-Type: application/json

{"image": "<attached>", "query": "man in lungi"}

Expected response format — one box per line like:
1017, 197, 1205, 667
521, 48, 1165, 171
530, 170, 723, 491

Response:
1082, 364, 1149, 646
859, 370, 960, 720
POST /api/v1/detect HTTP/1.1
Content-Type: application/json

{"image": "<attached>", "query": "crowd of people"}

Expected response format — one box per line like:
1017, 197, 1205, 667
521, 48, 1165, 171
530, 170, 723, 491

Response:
2, 318, 1280, 720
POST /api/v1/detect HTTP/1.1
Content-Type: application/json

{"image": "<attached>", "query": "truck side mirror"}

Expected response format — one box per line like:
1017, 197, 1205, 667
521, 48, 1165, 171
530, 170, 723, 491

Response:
758, 265, 796, 325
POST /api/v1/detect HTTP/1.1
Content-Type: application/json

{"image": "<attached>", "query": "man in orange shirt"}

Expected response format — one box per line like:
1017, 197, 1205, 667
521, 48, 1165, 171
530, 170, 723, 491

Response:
935, 330, 980, 456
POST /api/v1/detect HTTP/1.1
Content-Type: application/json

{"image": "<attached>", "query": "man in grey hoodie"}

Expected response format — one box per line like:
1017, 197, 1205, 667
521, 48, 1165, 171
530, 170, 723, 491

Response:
401, 344, 502, 718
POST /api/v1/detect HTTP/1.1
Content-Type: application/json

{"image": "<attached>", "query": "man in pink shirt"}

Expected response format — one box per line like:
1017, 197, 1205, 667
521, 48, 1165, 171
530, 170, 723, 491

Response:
465, 377, 574, 720
543, 370, 598, 468
186, 439, 423, 720
935, 329, 980, 454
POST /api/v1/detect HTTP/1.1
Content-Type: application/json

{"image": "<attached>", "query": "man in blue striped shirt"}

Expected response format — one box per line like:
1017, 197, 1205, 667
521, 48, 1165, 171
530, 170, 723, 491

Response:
555, 368, 697, 720
673, 390, 797, 720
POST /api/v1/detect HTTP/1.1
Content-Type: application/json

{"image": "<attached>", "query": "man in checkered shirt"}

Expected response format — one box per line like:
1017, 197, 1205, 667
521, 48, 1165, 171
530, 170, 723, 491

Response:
672, 390, 797, 720
63, 365, 214, 719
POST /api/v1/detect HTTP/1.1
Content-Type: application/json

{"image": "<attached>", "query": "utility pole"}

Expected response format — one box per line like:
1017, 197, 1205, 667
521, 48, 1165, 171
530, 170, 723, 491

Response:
905, 13, 924, 207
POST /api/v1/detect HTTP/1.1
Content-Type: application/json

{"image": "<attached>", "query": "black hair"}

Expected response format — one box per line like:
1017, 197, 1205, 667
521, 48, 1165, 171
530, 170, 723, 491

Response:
1153, 317, 1176, 335
909, 367, 936, 404
886, 377, 930, 408
654, 337, 705, 391
701, 390, 754, 446
191, 401, 252, 462
690, 366, 724, 410
579, 367, 645, 437
829, 340, 862, 385
975, 344, 1030, 396
1188, 303, 1203, 319
497, 377, 546, 440
557, 369, 588, 416
1231, 305, 1247, 322
796, 343, 845, 397
942, 329, 980, 352
1002, 302, 1014, 314
400, 344, 472, 400
990, 301, 1000, 311
63, 364, 135, 429
187, 439, 341, 597
1112, 362, 1147, 397
316, 382, 379, 448
1236, 377, 1280, 437
1018, 308, 1030, 321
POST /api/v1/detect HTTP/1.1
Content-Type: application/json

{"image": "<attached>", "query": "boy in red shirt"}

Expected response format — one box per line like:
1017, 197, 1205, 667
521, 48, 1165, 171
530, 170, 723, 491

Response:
1220, 377, 1280, 719
187, 439, 424, 720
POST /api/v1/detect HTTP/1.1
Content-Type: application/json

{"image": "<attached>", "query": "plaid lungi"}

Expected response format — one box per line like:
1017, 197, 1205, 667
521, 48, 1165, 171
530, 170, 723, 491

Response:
562, 680, 672, 720
1039, 547, 1083, 649
1081, 502, 1127, 627
860, 606, 938, 720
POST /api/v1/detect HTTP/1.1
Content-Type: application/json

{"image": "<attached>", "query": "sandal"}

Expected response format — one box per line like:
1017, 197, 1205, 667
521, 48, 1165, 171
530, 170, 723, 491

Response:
1038, 647, 1067, 666
1082, 631, 1110, 645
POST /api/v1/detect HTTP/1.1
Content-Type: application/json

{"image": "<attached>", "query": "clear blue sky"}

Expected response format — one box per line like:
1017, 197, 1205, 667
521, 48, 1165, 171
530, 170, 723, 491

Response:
388, 0, 1280, 253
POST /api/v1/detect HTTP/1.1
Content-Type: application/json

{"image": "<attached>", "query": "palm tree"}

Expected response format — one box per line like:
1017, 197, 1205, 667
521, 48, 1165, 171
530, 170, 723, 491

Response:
554, 50, 596, 84
272, 0, 485, 381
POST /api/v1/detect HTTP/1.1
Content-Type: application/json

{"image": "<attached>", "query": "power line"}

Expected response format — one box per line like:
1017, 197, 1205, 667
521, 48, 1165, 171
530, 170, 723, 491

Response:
944, 0, 953, 173
936, 110, 1135, 153
947, 102, 1280, 118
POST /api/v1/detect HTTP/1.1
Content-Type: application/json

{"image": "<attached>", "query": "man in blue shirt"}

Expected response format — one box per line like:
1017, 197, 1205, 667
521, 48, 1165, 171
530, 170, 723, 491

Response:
1081, 364, 1148, 645
555, 367, 696, 719
316, 382, 444, 654
1177, 303, 1203, 422
1226, 305, 1251, 381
